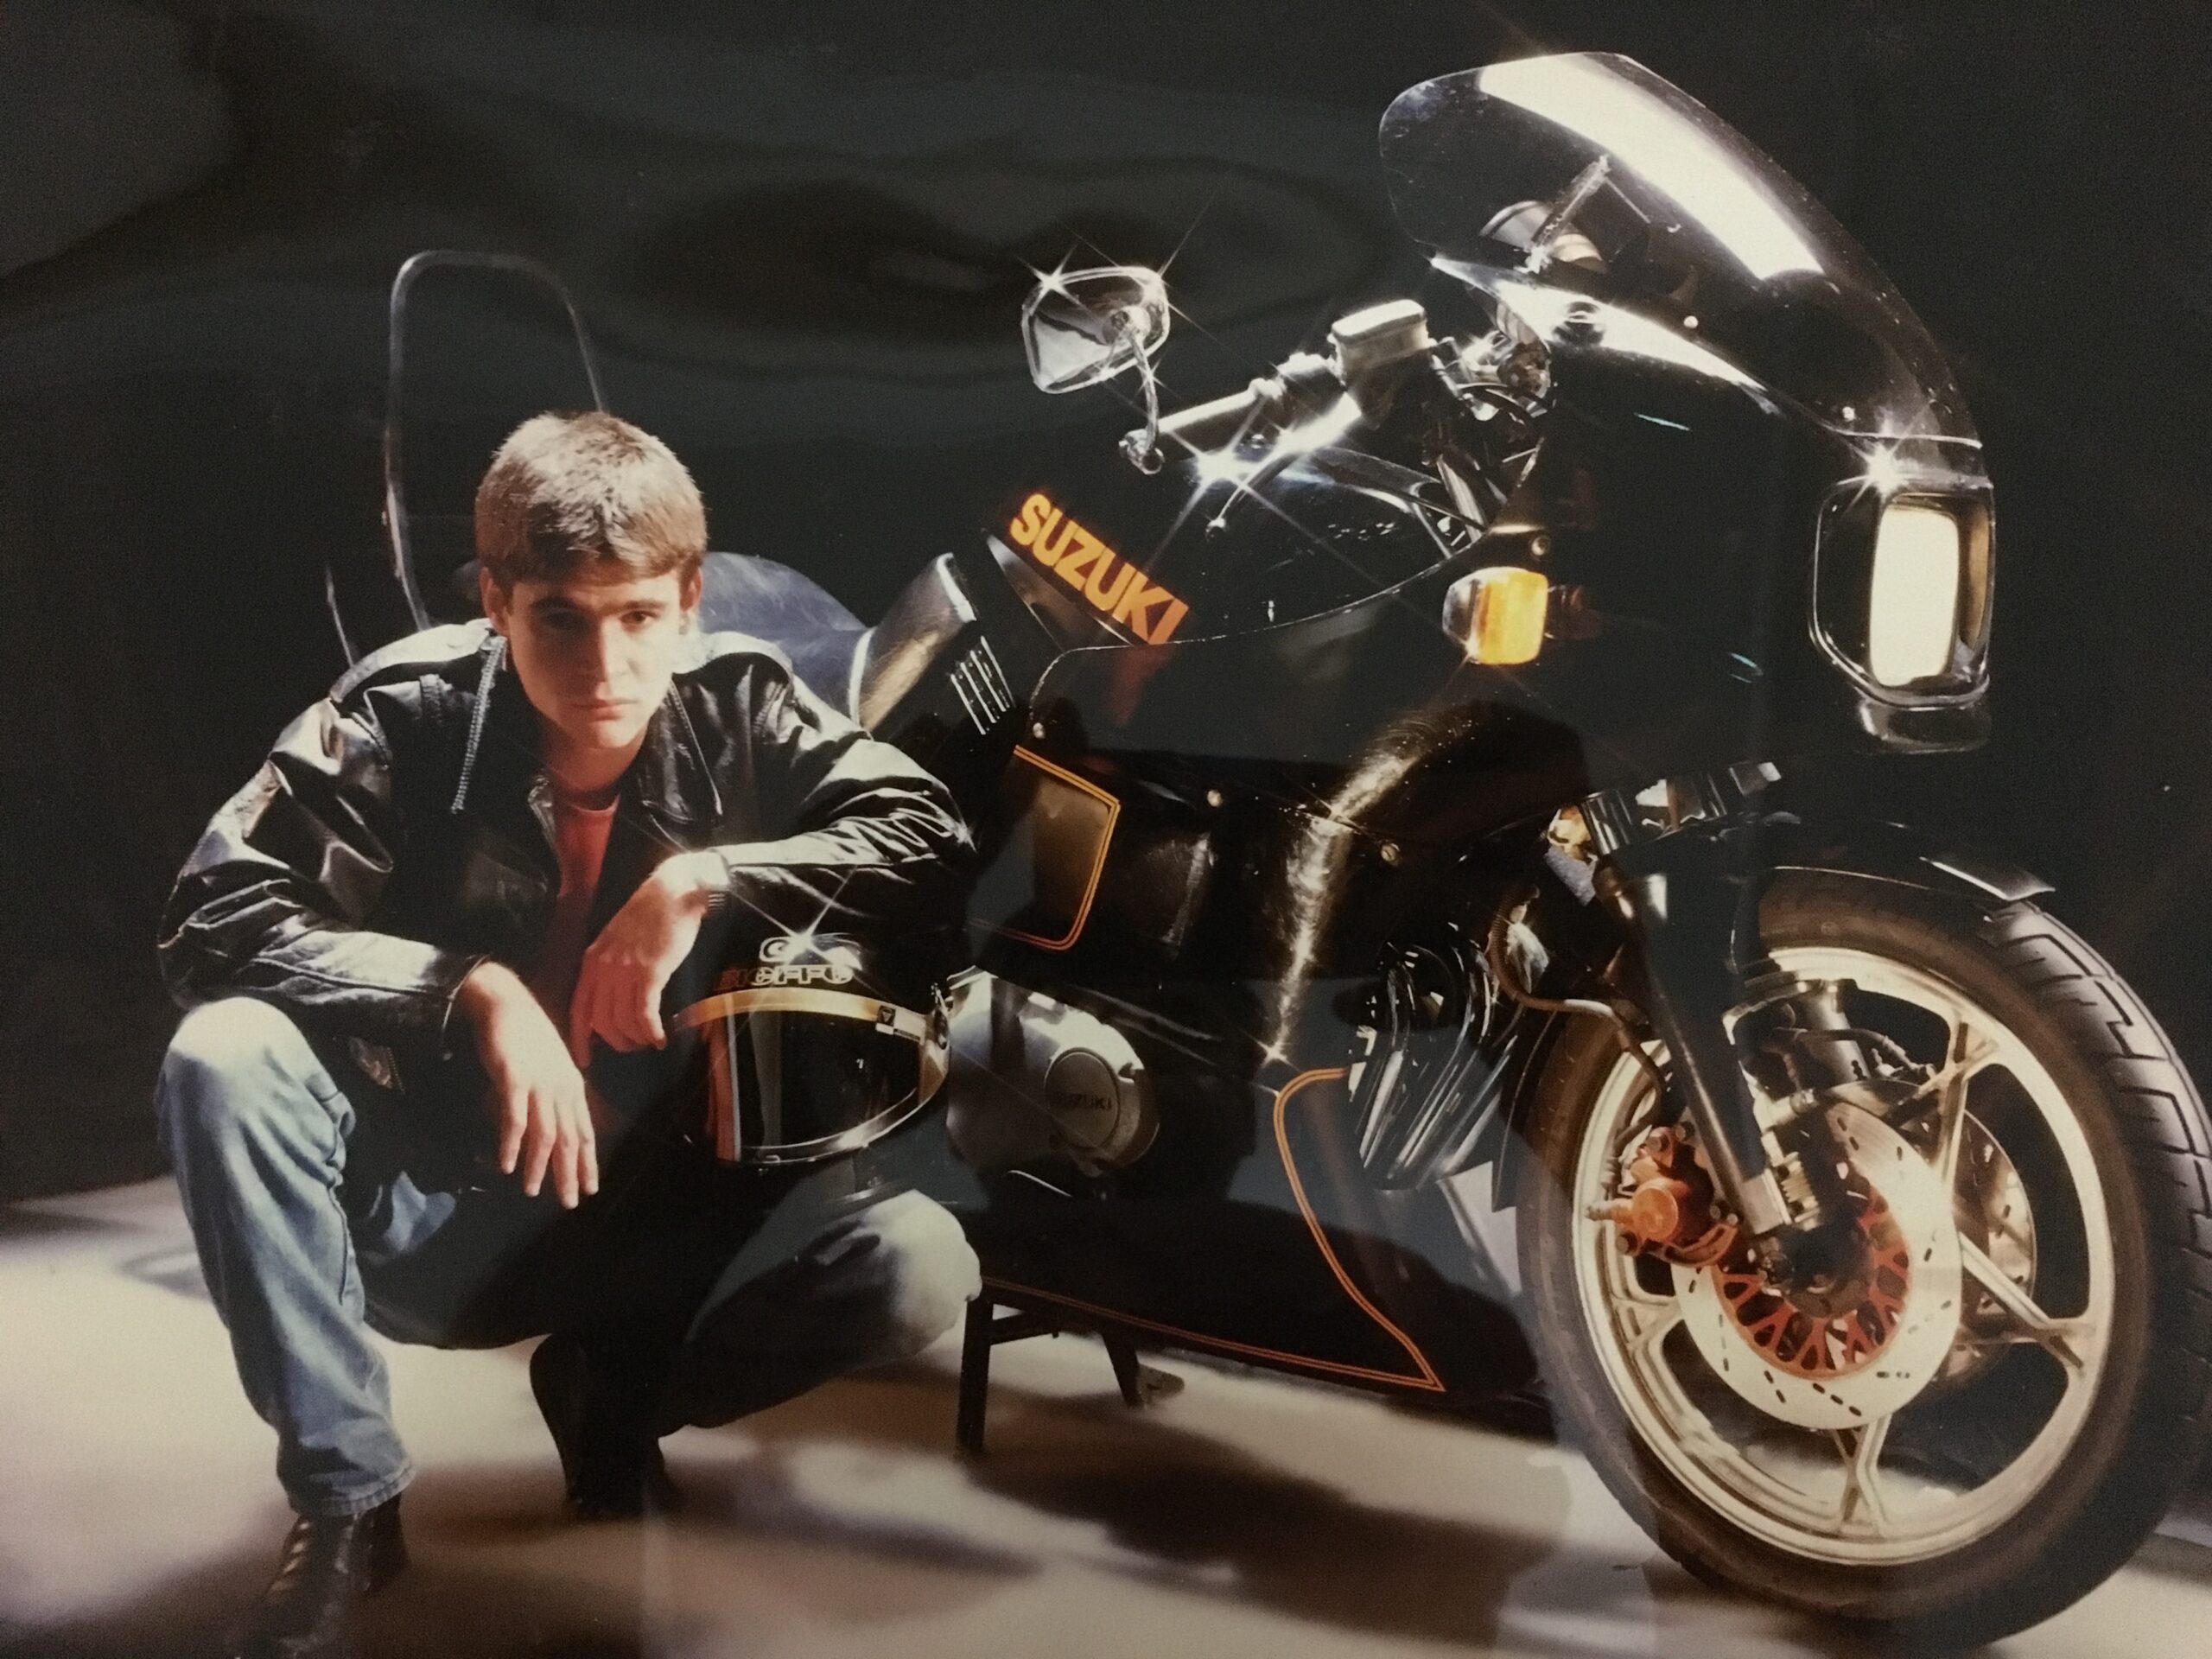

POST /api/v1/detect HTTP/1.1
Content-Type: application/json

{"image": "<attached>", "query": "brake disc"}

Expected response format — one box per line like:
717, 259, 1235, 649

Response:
1672, 1105, 1963, 1431
1933, 1109, 2037, 1388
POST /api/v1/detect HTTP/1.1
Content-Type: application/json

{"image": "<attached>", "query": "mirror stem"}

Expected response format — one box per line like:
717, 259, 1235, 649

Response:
1526, 155, 1610, 274
1113, 309, 1166, 474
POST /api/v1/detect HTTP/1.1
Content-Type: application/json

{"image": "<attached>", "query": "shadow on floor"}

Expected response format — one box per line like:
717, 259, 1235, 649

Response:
3, 1190, 2171, 1659
0, 1203, 137, 1243
3, 1354, 1838, 1659
0, 1537, 652, 1659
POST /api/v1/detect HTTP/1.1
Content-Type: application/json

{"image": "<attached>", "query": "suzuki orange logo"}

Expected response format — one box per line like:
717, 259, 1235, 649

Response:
1007, 492, 1190, 645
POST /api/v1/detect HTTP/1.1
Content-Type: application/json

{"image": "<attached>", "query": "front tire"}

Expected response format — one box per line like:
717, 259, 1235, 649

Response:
1517, 871, 2212, 1645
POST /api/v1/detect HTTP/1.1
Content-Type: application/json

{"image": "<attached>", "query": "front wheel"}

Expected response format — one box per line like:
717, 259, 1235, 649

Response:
1517, 871, 2212, 1645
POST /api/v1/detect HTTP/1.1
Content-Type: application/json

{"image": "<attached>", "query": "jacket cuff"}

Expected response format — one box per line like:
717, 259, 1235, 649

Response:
698, 844, 752, 917
296, 938, 490, 1047
429, 950, 494, 1054
703, 831, 882, 881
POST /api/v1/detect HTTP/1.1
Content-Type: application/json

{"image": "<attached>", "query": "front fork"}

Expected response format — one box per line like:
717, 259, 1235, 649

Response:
1580, 772, 1862, 1258
1594, 827, 1791, 1237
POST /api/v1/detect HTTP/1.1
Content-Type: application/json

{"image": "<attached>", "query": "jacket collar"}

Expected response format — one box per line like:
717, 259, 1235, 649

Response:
448, 628, 724, 829
629, 682, 724, 830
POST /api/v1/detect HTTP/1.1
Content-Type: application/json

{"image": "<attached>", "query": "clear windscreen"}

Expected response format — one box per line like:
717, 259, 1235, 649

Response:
1379, 54, 1975, 440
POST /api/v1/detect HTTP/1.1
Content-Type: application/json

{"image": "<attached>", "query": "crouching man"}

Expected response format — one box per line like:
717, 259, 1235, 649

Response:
154, 411, 981, 1659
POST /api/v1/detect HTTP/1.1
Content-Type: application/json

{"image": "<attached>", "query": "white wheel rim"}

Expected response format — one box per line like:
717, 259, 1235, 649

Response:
1570, 945, 2116, 1566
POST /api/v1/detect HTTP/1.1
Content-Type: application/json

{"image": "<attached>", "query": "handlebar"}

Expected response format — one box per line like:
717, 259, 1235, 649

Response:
1157, 385, 1266, 452
1155, 350, 1347, 458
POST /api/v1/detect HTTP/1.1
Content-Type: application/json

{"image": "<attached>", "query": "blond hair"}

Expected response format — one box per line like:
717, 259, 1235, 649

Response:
474, 410, 706, 588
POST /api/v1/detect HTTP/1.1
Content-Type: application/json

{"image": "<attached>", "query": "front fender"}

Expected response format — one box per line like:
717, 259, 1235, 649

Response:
1758, 817, 2052, 914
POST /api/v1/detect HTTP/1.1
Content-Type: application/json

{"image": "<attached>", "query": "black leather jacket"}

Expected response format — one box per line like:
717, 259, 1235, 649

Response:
158, 620, 973, 1091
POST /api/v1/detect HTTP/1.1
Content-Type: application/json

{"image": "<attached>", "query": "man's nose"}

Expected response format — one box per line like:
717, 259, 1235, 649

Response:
580, 621, 627, 688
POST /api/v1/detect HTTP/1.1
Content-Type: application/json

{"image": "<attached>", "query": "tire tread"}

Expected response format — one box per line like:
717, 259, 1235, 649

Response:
1519, 876, 2212, 1646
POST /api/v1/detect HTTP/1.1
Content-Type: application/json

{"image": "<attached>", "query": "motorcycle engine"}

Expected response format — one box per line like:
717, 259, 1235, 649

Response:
939, 974, 1157, 1173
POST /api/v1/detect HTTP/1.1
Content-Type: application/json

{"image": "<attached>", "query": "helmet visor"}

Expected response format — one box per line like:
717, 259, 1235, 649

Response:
681, 986, 935, 1165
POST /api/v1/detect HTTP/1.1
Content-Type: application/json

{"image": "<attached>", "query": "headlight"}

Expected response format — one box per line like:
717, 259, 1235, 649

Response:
1814, 483, 1993, 700
1866, 503, 1961, 686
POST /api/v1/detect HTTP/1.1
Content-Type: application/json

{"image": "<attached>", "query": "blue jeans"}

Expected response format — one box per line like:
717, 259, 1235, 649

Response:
155, 997, 980, 1517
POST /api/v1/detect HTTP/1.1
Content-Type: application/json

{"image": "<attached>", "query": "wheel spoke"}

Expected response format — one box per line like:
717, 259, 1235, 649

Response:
1616, 1292, 1684, 1361
1935, 1033, 1985, 1189
1575, 942, 2120, 1566
1618, 1071, 1664, 1142
1834, 1415, 1897, 1534
1958, 1236, 2093, 1372
1916, 1020, 2000, 1190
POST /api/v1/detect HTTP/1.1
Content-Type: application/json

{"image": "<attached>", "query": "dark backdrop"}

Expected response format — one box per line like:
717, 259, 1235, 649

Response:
2, 0, 2209, 1195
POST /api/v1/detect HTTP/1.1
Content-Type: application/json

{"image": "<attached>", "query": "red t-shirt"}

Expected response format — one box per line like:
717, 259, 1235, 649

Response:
530, 787, 619, 1040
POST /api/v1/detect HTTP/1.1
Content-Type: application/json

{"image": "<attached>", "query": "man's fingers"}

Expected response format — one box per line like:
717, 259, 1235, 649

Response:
556, 1089, 597, 1208
594, 979, 632, 1052
641, 963, 671, 1049
552, 1124, 581, 1210
596, 963, 651, 1052
619, 971, 659, 1052
565, 982, 594, 1071
568, 1095, 598, 1205
497, 1089, 527, 1174
520, 1100, 556, 1198
583, 960, 628, 1052
570, 952, 612, 1065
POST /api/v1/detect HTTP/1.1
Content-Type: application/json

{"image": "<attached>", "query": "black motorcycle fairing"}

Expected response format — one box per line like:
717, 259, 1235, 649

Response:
997, 611, 1604, 1066
1381, 53, 1977, 445
1376, 54, 1996, 752
1414, 324, 1993, 761
853, 553, 976, 726
971, 281, 1986, 809
986, 453, 1454, 651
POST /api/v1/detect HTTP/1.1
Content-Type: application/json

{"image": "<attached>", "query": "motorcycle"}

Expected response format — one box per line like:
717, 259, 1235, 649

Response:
359, 53, 2212, 1647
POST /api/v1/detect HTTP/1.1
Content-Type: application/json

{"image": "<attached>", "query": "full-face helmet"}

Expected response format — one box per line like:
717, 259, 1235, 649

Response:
671, 931, 949, 1166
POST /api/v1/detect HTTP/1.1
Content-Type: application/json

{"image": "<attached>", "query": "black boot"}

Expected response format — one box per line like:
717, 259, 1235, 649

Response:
230, 1496, 407, 1659
531, 1330, 681, 1520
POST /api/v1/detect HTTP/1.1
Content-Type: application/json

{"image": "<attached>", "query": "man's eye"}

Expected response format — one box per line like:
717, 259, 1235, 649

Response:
626, 610, 658, 626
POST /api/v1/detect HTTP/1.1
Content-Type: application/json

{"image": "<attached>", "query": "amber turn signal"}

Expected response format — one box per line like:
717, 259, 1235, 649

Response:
1443, 565, 1550, 665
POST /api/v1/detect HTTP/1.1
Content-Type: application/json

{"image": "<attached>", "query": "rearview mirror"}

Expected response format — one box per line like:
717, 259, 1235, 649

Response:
1020, 266, 1170, 393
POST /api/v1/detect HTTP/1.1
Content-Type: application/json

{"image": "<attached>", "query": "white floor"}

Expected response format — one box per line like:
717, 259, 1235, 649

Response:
3, 1181, 2209, 1659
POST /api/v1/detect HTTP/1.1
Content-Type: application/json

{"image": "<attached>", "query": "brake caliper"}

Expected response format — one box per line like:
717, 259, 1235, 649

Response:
1590, 1125, 1738, 1268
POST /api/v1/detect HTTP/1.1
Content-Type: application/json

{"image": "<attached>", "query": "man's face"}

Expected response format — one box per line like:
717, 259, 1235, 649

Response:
482, 565, 702, 764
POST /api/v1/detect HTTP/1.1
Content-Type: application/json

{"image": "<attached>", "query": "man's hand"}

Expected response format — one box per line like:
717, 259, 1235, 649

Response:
456, 961, 599, 1208
567, 850, 723, 1061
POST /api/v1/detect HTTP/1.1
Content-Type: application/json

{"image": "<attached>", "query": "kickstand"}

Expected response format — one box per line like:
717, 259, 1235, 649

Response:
1103, 1334, 1184, 1408
956, 1295, 1182, 1455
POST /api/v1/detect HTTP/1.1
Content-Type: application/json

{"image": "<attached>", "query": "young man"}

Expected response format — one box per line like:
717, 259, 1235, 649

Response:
155, 411, 981, 1659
